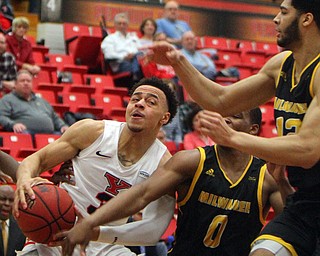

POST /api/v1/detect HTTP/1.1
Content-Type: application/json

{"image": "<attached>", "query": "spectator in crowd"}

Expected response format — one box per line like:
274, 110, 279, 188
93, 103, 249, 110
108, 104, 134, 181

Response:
139, 33, 176, 80
157, 127, 167, 144
0, 0, 13, 33
181, 31, 217, 80
0, 70, 69, 135
0, 185, 26, 256
101, 12, 142, 82
139, 18, 157, 48
156, 0, 191, 47
183, 104, 214, 150
0, 32, 16, 93
6, 17, 41, 75
162, 78, 183, 146
178, 98, 200, 137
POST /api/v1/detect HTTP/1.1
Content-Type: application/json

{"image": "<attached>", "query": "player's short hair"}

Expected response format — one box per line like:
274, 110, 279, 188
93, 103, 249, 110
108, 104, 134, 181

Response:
129, 77, 179, 123
249, 107, 262, 127
292, 0, 320, 29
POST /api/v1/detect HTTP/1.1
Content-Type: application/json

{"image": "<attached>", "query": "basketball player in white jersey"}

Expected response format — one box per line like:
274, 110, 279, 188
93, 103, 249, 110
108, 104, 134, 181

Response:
13, 77, 179, 256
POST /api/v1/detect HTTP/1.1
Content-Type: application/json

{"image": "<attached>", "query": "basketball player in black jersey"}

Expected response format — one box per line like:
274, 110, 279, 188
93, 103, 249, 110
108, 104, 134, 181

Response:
145, 0, 320, 255
54, 108, 288, 256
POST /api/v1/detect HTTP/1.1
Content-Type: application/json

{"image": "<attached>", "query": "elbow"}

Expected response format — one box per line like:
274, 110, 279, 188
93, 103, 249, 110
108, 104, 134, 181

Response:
296, 145, 319, 169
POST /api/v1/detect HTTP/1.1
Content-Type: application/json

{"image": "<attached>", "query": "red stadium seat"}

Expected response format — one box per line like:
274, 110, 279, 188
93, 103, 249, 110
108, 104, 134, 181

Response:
45, 53, 88, 84
71, 35, 102, 71
93, 94, 125, 118
63, 23, 90, 55
241, 52, 266, 69
202, 36, 230, 50
164, 141, 178, 155
0, 133, 36, 160
61, 92, 103, 116
34, 134, 61, 150
255, 42, 280, 57
216, 49, 242, 67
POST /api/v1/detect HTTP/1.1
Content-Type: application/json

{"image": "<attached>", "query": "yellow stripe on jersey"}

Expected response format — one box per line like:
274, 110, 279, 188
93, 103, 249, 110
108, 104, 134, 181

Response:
252, 234, 298, 256
276, 51, 292, 89
310, 56, 320, 98
178, 147, 206, 207
257, 164, 267, 224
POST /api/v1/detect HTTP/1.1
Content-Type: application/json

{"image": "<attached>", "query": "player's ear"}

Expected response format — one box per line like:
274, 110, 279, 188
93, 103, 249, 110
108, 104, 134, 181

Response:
302, 13, 313, 26
249, 124, 260, 136
161, 112, 171, 125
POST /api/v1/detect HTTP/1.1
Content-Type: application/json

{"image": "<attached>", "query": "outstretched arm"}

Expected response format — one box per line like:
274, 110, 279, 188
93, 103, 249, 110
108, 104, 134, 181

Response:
98, 194, 175, 246
13, 119, 104, 217
54, 149, 200, 256
150, 41, 284, 116
0, 150, 19, 182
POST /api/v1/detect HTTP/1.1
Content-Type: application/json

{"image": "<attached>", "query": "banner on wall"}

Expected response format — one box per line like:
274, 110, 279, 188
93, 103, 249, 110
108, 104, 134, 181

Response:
41, 0, 63, 22
61, 0, 277, 43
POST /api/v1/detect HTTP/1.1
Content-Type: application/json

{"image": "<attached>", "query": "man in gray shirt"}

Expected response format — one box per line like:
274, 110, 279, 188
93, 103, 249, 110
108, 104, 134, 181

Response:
0, 70, 69, 134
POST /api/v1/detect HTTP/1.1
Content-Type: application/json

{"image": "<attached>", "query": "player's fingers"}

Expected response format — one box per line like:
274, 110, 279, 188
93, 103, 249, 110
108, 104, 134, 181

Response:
53, 230, 68, 241
30, 177, 53, 187
80, 243, 88, 256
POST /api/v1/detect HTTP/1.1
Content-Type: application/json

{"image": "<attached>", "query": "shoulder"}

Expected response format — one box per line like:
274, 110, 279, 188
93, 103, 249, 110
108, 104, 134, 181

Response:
3, 51, 15, 59
62, 119, 105, 150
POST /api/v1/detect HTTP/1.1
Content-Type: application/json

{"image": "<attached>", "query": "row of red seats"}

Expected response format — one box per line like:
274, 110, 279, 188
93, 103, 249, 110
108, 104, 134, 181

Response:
0, 132, 60, 161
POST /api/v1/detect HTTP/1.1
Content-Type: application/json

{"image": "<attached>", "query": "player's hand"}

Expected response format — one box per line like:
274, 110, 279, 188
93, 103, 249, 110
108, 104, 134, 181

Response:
148, 41, 182, 66
0, 170, 14, 183
266, 163, 287, 184
52, 210, 100, 256
198, 110, 236, 147
13, 177, 53, 218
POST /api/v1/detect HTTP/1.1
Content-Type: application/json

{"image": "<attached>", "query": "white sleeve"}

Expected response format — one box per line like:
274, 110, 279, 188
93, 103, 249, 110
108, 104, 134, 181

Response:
97, 194, 175, 246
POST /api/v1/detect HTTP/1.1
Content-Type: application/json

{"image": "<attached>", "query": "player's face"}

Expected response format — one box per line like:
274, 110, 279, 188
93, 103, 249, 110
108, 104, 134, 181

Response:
0, 187, 14, 221
15, 73, 33, 97
273, 0, 301, 48
224, 111, 253, 134
126, 85, 170, 133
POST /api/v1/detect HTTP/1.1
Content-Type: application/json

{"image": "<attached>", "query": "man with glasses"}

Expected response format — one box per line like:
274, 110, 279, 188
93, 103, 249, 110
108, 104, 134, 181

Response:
156, 1, 191, 47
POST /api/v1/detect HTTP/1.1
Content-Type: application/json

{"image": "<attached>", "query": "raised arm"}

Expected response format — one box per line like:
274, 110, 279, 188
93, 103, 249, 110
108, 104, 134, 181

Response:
151, 41, 284, 116
55, 149, 200, 256
198, 70, 320, 169
13, 119, 104, 216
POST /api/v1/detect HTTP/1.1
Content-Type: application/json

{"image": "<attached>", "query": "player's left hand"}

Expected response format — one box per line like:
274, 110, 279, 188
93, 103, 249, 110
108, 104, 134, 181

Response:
198, 110, 236, 147
50, 209, 99, 256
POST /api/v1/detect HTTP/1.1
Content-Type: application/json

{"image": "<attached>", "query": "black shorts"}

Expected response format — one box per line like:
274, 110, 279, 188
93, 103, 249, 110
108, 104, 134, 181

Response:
256, 190, 320, 256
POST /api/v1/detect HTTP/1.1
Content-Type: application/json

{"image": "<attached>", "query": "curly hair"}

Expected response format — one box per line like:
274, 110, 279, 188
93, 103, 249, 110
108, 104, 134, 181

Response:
129, 77, 179, 124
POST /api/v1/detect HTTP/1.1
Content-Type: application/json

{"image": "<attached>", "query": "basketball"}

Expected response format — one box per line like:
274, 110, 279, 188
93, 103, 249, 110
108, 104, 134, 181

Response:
16, 183, 76, 244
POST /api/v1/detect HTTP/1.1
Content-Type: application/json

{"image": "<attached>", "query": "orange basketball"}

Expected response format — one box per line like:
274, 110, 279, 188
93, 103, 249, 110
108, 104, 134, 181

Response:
17, 184, 76, 244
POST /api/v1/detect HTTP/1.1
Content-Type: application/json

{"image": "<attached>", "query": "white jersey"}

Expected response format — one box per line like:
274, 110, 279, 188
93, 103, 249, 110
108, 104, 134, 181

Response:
22, 120, 167, 256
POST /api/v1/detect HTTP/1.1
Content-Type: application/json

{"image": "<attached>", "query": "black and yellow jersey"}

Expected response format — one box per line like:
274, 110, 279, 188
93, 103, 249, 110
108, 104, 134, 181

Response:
275, 52, 320, 189
169, 145, 266, 256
